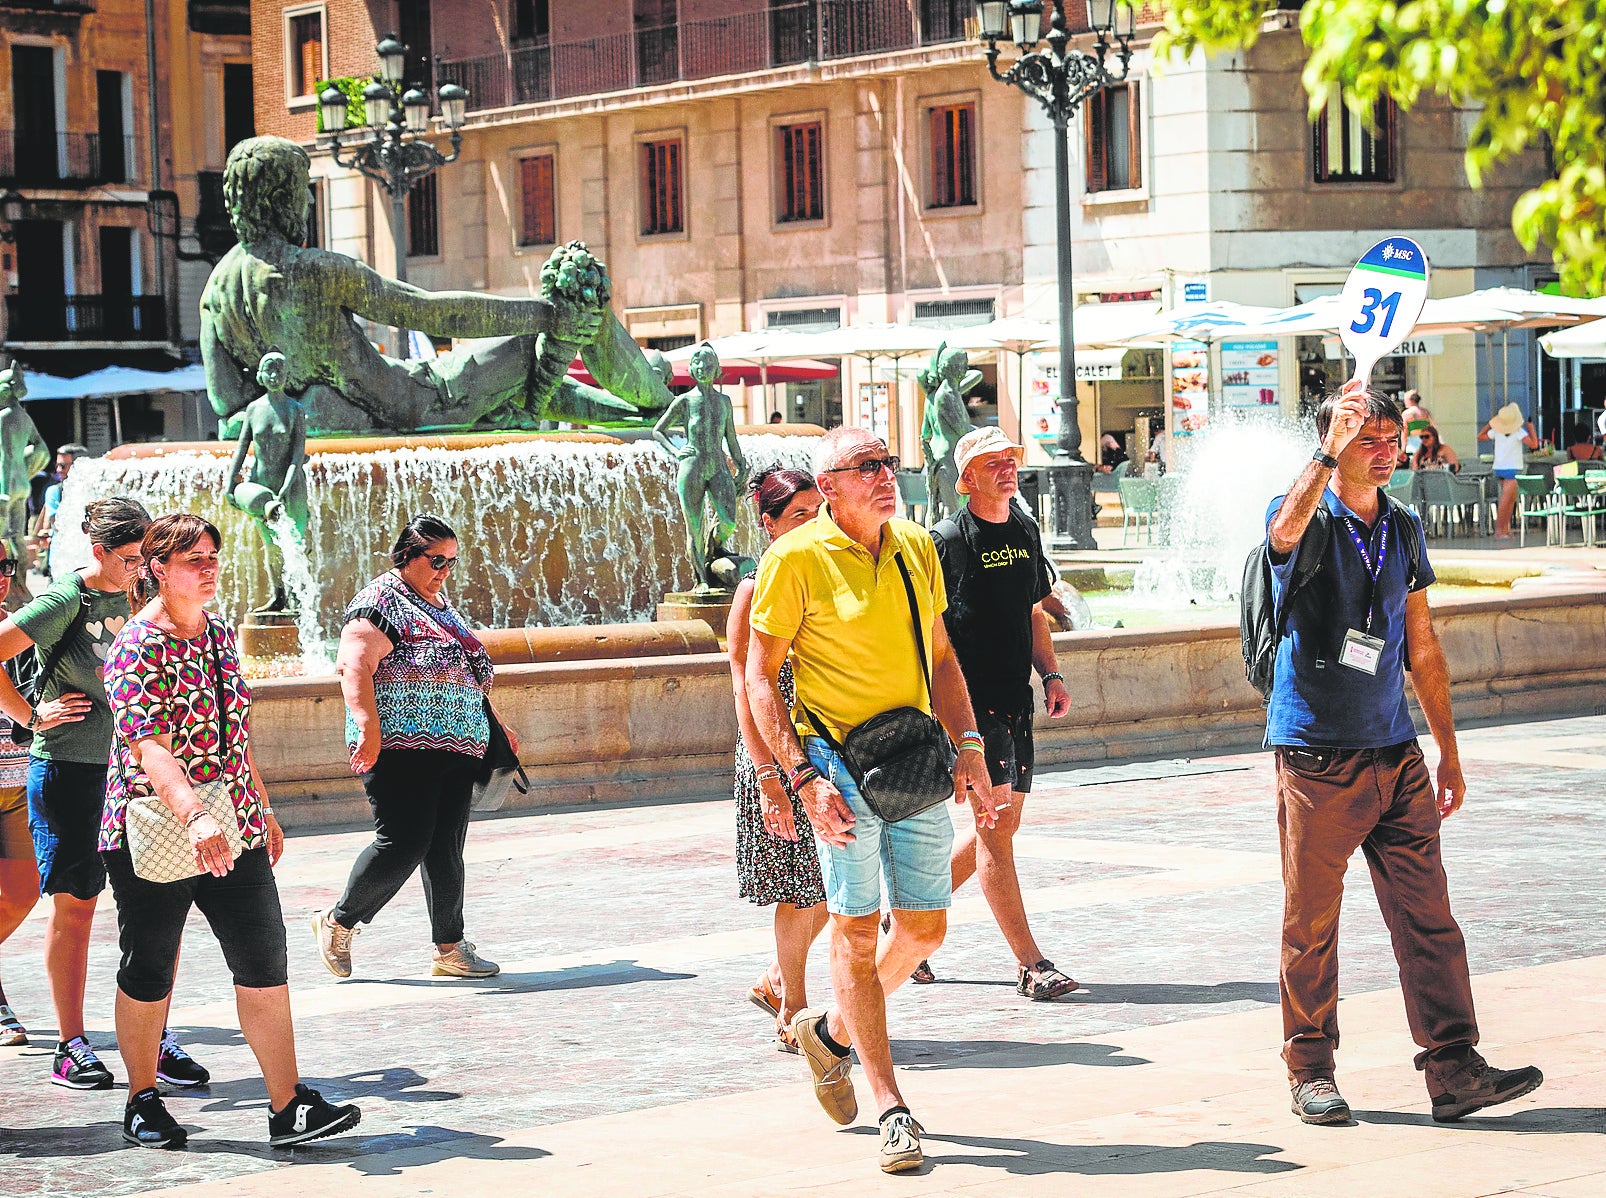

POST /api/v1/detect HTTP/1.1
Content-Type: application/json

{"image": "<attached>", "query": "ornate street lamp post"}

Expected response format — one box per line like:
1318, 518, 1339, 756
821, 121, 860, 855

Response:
317, 33, 468, 353
978, 0, 1133, 549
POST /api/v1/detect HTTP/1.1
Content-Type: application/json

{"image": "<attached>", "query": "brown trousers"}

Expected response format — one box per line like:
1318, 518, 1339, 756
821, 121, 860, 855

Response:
1276, 740, 1480, 1084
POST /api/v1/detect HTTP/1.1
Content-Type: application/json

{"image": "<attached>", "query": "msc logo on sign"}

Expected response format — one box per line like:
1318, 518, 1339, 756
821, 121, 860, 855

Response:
980, 547, 1030, 569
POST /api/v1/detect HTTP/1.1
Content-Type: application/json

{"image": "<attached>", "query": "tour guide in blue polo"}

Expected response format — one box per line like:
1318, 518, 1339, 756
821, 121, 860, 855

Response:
1265, 381, 1542, 1127
745, 426, 999, 1176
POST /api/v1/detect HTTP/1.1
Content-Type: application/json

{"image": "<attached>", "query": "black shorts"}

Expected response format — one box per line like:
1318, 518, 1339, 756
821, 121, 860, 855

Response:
977, 705, 1035, 795
103, 845, 288, 1003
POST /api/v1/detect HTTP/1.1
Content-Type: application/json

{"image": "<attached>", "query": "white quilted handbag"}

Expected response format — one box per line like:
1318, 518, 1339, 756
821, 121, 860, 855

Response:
126, 777, 244, 884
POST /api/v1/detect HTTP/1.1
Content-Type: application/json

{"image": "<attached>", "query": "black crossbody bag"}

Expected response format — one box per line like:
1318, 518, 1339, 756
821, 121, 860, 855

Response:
803, 552, 956, 824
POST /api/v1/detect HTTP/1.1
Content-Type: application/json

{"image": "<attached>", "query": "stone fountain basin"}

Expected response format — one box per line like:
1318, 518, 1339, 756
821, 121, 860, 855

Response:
252, 580, 1606, 831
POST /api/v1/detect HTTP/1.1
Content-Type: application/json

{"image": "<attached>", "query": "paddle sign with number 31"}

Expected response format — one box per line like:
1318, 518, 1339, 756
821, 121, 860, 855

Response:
1338, 236, 1430, 387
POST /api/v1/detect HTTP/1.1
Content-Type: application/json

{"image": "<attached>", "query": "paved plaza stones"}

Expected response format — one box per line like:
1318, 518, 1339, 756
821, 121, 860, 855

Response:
2, 714, 1603, 1196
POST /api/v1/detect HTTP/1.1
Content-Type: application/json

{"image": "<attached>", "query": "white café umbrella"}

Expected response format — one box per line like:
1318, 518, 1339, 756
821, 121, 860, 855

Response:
1539, 319, 1606, 359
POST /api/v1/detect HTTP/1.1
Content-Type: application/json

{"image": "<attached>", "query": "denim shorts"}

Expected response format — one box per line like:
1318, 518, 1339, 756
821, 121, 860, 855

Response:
27, 757, 109, 899
804, 737, 954, 917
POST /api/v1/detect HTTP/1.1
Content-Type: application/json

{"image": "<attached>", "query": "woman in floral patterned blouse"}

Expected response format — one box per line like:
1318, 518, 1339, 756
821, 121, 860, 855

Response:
312, 514, 514, 982
102, 514, 360, 1150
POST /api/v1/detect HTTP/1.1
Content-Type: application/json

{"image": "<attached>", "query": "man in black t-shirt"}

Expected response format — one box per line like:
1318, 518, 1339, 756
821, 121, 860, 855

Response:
928, 427, 1076, 1000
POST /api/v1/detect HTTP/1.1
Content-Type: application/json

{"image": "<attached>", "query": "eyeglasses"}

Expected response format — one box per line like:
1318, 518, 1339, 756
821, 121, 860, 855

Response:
822, 455, 899, 480
423, 553, 458, 571
0, 559, 16, 577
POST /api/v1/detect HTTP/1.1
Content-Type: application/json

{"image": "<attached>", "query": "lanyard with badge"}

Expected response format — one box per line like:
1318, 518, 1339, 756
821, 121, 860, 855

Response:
1337, 514, 1389, 675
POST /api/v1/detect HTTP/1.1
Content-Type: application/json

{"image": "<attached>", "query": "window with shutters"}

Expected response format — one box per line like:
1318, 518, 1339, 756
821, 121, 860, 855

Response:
519, 153, 557, 246
1084, 81, 1141, 194
1314, 86, 1396, 183
408, 173, 440, 257
640, 137, 684, 236
775, 120, 824, 224
927, 102, 977, 209
285, 7, 326, 101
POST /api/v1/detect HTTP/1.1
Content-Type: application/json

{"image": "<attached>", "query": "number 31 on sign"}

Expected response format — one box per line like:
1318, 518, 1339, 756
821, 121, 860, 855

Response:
1337, 236, 1430, 388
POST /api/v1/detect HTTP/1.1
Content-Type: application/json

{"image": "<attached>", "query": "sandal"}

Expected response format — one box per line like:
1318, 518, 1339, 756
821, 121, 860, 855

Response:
910, 960, 937, 985
0, 1004, 25, 1047
747, 973, 782, 1020
1017, 959, 1078, 1001
774, 1021, 800, 1055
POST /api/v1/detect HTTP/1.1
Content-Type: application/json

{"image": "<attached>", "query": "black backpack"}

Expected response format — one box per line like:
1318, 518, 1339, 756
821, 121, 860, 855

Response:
1241, 497, 1421, 701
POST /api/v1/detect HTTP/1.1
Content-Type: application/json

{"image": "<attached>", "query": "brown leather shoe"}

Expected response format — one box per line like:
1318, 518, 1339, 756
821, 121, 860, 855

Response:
1431, 1059, 1544, 1122
790, 1007, 857, 1126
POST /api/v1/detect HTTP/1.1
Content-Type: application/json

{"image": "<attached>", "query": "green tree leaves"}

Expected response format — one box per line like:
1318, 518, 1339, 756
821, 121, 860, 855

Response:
1154, 1, 1606, 295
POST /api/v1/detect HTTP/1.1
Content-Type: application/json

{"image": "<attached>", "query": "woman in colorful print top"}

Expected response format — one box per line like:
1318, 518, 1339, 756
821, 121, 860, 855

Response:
313, 515, 511, 982
100, 514, 360, 1149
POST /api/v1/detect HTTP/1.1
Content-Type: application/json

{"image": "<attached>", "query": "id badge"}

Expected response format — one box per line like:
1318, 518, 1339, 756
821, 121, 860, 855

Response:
1339, 628, 1385, 675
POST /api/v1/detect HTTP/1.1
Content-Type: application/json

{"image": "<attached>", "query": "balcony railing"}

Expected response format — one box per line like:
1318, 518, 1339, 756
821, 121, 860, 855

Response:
0, 0, 95, 12
5, 295, 167, 343
439, 0, 969, 112
0, 132, 139, 187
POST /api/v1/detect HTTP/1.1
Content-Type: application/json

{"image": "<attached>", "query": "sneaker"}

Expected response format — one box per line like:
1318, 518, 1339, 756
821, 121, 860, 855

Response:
431, 940, 500, 978
879, 1110, 925, 1174
789, 1007, 858, 1126
311, 909, 357, 978
123, 1087, 188, 1149
1431, 1059, 1544, 1123
0, 1004, 26, 1047
156, 1029, 210, 1088
267, 1083, 362, 1148
51, 1036, 114, 1090
1290, 1076, 1351, 1125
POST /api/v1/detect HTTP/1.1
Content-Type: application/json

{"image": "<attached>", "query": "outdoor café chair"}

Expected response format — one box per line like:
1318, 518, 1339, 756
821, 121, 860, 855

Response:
1516, 474, 1562, 547
1386, 468, 1417, 512
894, 469, 929, 524
1446, 473, 1491, 536
1118, 476, 1160, 546
1555, 475, 1599, 547
1415, 469, 1465, 538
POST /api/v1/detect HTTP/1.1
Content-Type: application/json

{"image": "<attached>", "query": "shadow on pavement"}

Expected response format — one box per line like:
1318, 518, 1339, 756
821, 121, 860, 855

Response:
892, 1039, 1149, 1070
192, 1066, 460, 1113
341, 961, 695, 996
1071, 981, 1280, 1006
345, 1128, 551, 1176
1356, 1107, 1605, 1133
854, 1129, 1300, 1177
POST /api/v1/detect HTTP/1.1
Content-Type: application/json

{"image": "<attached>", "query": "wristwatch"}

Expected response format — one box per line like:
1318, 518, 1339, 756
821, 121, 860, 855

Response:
1312, 449, 1339, 469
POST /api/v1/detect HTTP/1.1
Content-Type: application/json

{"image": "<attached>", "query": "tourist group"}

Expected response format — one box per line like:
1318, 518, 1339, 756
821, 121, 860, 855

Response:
0, 383, 1542, 1174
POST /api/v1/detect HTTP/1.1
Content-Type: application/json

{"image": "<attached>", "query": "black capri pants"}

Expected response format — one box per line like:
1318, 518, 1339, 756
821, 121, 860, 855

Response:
103, 845, 289, 1003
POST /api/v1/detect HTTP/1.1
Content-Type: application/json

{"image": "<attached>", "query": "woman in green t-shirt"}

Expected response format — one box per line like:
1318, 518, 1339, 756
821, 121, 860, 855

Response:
0, 498, 202, 1092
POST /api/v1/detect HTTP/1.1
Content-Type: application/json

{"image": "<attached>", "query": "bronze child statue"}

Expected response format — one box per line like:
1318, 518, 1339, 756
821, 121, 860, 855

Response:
652, 343, 753, 590
0, 364, 49, 584
226, 350, 309, 614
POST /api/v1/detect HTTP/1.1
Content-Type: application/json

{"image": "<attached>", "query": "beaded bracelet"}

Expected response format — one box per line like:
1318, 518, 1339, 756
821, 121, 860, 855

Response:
1041, 671, 1064, 687
958, 732, 985, 755
755, 765, 783, 782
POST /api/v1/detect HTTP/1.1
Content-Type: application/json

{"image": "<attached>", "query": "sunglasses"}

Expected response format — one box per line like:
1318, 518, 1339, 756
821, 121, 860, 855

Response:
823, 455, 899, 480
0, 559, 15, 578
422, 553, 458, 571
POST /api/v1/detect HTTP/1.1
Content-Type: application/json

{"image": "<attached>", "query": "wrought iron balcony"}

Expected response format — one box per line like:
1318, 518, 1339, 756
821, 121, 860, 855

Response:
4, 295, 168, 344
438, 0, 968, 113
0, 0, 95, 13
0, 131, 139, 187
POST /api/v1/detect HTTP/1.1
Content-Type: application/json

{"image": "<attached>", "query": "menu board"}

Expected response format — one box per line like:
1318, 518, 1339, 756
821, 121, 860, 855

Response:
1221, 339, 1280, 408
857, 381, 890, 442
1025, 352, 1061, 446
1170, 340, 1209, 436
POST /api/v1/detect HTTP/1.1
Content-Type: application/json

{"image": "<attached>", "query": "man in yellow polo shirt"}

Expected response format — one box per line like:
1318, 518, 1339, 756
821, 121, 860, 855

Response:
747, 426, 998, 1175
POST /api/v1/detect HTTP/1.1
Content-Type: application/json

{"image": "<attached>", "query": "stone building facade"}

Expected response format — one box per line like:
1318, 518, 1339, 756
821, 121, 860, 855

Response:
0, 0, 255, 448
253, 1, 1553, 461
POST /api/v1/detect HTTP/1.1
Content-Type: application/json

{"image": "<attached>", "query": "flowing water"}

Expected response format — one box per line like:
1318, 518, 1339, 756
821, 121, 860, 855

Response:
1131, 412, 1316, 605
53, 435, 816, 644
265, 509, 331, 671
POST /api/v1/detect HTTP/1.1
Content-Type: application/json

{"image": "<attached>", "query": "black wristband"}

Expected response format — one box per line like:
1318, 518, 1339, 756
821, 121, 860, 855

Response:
1312, 449, 1339, 469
